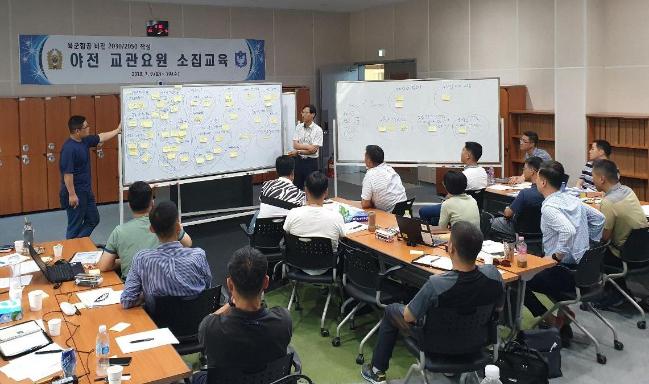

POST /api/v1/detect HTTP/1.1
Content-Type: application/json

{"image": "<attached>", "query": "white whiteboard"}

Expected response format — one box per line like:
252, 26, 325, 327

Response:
336, 78, 500, 164
281, 92, 297, 152
121, 83, 283, 184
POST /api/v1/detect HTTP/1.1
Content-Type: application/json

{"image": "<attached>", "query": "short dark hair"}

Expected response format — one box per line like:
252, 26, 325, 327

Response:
464, 141, 483, 161
592, 159, 619, 183
305, 171, 328, 199
303, 104, 317, 116
128, 181, 153, 213
275, 155, 295, 177
68, 115, 86, 133
538, 160, 565, 189
227, 247, 268, 300
365, 145, 384, 165
523, 131, 539, 146
450, 221, 484, 264
593, 140, 612, 157
443, 171, 468, 195
524, 156, 543, 172
149, 201, 178, 239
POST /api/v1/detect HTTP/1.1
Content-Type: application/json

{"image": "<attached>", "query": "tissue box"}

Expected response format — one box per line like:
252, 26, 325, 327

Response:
0, 299, 22, 324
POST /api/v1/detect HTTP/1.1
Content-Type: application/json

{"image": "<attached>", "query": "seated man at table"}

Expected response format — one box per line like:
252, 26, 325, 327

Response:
419, 171, 479, 228
490, 156, 544, 239
361, 221, 505, 384
120, 200, 212, 310
283, 171, 345, 275
509, 131, 553, 184
577, 140, 611, 190
192, 247, 292, 383
524, 161, 605, 343
98, 181, 192, 278
361, 145, 407, 212
462, 141, 488, 191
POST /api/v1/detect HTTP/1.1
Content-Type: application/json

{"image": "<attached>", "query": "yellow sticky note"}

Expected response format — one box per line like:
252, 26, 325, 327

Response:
180, 154, 189, 162
170, 105, 179, 113
202, 100, 212, 107
170, 131, 179, 137
179, 122, 189, 130
156, 100, 166, 109
173, 95, 183, 102
194, 115, 204, 122
265, 102, 272, 107
395, 101, 404, 108
161, 131, 170, 138
150, 92, 160, 100
270, 116, 278, 124
399, 123, 408, 131
141, 120, 153, 128
199, 136, 208, 143
441, 94, 451, 101
229, 151, 238, 158
225, 101, 234, 108
240, 133, 250, 140
229, 113, 238, 120
127, 120, 137, 127
128, 149, 138, 156
254, 116, 261, 123
387, 125, 396, 132
167, 152, 176, 160
146, 130, 154, 139
395, 95, 404, 101
458, 126, 467, 134
222, 124, 230, 131
263, 95, 272, 101
174, 85, 183, 89
213, 147, 223, 154
178, 130, 187, 138
151, 111, 160, 119
127, 143, 137, 150
141, 153, 151, 163
378, 127, 387, 132
160, 112, 169, 120
225, 94, 233, 102
124, 89, 132, 95
190, 100, 199, 106
139, 142, 149, 149
196, 156, 205, 164
162, 145, 171, 153
215, 135, 223, 142
428, 125, 438, 132
127, 102, 140, 110
205, 153, 214, 161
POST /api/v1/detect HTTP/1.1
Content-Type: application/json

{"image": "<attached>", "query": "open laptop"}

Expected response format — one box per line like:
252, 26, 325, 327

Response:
396, 216, 449, 247
28, 242, 84, 283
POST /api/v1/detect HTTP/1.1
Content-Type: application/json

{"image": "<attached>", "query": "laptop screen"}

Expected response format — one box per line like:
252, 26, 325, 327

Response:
27, 242, 50, 276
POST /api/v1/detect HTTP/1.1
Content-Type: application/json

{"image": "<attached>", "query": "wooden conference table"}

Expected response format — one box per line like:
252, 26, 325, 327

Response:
334, 198, 556, 332
0, 237, 191, 384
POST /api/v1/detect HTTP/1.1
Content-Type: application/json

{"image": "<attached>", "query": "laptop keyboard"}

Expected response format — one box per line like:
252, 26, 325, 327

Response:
48, 263, 83, 282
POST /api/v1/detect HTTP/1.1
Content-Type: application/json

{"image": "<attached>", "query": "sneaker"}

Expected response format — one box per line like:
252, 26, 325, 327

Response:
361, 364, 387, 384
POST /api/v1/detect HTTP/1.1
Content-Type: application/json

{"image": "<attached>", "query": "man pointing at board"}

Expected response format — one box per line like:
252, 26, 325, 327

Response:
288, 104, 323, 190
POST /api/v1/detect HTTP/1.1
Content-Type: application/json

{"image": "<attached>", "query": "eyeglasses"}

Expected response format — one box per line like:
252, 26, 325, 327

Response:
519, 139, 530, 144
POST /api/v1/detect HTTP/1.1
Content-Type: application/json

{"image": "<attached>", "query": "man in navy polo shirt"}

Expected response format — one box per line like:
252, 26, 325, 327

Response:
60, 115, 120, 239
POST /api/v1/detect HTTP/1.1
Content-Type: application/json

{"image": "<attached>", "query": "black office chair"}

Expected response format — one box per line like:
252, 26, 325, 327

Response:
403, 303, 498, 384
332, 242, 405, 364
392, 197, 416, 217
480, 211, 494, 239
281, 233, 337, 337
208, 352, 308, 384
466, 189, 486, 211
530, 243, 622, 364
240, 217, 287, 277
603, 227, 649, 329
513, 205, 543, 255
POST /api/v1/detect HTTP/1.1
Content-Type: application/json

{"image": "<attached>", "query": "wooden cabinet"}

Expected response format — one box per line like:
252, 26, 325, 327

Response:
0, 98, 21, 215
587, 113, 649, 201
71, 96, 98, 196
94, 95, 121, 203
45, 96, 71, 209
19, 98, 49, 212
508, 110, 555, 176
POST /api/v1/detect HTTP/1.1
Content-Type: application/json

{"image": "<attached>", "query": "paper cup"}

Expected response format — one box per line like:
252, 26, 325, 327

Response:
53, 244, 63, 259
14, 240, 24, 254
28, 290, 44, 311
107, 365, 124, 384
48, 318, 62, 336
483, 254, 493, 265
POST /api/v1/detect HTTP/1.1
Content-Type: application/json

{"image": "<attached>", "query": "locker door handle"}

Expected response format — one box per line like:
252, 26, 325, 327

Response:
97, 149, 104, 159
47, 153, 56, 162
0, 159, 3, 167
21, 155, 30, 165
22, 144, 29, 153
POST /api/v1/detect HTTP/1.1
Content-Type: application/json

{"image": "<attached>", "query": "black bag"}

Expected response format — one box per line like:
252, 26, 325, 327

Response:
518, 328, 562, 378
496, 341, 549, 384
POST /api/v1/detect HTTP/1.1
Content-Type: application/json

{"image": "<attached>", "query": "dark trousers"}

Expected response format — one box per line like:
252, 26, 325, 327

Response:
293, 157, 319, 190
60, 189, 100, 239
524, 264, 577, 317
371, 303, 422, 372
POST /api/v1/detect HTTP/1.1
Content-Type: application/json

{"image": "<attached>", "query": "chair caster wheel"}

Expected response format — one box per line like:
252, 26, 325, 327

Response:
614, 340, 624, 351
638, 320, 646, 329
356, 354, 364, 365
332, 337, 341, 347
597, 353, 607, 365
321, 328, 329, 337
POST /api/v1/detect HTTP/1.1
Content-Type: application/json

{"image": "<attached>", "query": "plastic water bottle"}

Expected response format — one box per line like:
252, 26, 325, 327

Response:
481, 365, 503, 384
515, 235, 528, 268
23, 217, 33, 251
487, 167, 495, 186
95, 325, 110, 376
560, 181, 566, 192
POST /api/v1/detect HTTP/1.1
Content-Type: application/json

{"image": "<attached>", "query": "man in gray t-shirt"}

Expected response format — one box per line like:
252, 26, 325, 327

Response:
361, 222, 505, 384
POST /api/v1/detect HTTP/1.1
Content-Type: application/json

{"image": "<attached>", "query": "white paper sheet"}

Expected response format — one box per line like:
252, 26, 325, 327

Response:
116, 328, 179, 354
0, 275, 32, 288
343, 222, 368, 235
70, 250, 103, 264
76, 287, 123, 308
14, 260, 41, 275
110, 322, 131, 332
0, 253, 28, 267
0, 343, 63, 382
642, 205, 649, 217
413, 254, 454, 270
488, 184, 512, 191
511, 182, 532, 190
482, 240, 505, 254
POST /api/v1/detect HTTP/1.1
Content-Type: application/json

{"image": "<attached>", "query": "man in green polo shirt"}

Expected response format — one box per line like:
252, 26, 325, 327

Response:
97, 181, 192, 278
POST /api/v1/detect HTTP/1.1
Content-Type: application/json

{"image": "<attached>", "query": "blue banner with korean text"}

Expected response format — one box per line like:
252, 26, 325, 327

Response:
19, 35, 265, 85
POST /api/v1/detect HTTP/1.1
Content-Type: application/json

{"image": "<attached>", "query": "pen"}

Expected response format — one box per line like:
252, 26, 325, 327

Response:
35, 349, 63, 354
94, 292, 109, 303
130, 337, 154, 343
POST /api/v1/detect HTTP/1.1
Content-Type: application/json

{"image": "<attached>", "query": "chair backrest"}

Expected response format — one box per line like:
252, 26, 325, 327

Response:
392, 197, 416, 217
151, 285, 221, 341
421, 304, 496, 356
479, 211, 494, 238
284, 233, 336, 271
562, 173, 570, 185
513, 203, 542, 235
252, 217, 286, 251
620, 227, 649, 263
340, 241, 380, 291
574, 244, 608, 288
208, 353, 294, 384
466, 189, 485, 211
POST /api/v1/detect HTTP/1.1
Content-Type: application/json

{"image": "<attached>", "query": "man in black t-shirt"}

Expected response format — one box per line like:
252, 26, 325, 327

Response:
361, 222, 505, 384
192, 247, 292, 384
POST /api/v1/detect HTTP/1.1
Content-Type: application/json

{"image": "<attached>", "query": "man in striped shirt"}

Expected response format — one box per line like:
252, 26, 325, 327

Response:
576, 140, 611, 190
361, 145, 407, 212
121, 200, 212, 310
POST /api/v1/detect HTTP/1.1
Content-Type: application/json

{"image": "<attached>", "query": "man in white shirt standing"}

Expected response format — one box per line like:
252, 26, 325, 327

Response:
361, 145, 407, 212
462, 141, 488, 191
289, 104, 323, 190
